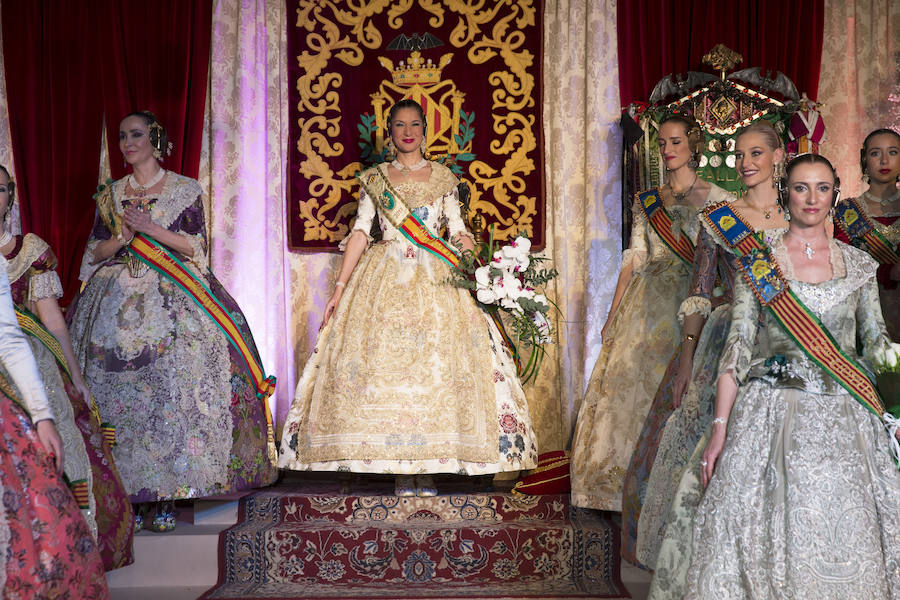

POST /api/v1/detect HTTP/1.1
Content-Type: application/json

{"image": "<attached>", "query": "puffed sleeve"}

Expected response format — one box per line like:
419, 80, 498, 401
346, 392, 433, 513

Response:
339, 188, 377, 251
0, 262, 53, 422
25, 240, 63, 303
857, 275, 893, 362
678, 227, 719, 323
622, 195, 649, 272
717, 272, 759, 384
442, 185, 472, 241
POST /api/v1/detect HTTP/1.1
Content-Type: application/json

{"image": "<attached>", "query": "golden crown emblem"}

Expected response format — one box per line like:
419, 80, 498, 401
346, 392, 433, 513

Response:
388, 51, 451, 87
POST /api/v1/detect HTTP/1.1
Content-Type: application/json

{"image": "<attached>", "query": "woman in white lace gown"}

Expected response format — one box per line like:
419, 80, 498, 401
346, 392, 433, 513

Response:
677, 155, 900, 599
278, 100, 537, 496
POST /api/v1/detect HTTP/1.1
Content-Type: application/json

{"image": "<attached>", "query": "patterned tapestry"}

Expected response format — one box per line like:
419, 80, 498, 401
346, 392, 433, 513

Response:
287, 0, 545, 250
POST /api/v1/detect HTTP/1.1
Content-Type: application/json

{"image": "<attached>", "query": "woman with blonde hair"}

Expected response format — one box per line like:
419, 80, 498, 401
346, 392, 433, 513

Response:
632, 119, 788, 573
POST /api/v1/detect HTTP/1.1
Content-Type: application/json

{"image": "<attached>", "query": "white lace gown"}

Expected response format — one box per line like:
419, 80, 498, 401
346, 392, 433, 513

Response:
278, 162, 538, 475
666, 235, 900, 599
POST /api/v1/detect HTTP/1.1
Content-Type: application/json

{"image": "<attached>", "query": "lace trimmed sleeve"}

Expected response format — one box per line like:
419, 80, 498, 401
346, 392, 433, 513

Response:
78, 210, 113, 282
622, 195, 649, 272
718, 272, 759, 384
442, 185, 472, 242
339, 188, 377, 251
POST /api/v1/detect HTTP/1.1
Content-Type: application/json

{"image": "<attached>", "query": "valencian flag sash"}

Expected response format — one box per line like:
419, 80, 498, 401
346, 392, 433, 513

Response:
126, 233, 277, 465
359, 164, 522, 370
13, 306, 113, 445
6, 309, 95, 502
637, 189, 695, 266
833, 197, 900, 265
707, 203, 889, 429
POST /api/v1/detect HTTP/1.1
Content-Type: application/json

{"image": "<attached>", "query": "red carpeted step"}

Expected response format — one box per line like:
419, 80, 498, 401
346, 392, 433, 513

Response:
201, 485, 629, 599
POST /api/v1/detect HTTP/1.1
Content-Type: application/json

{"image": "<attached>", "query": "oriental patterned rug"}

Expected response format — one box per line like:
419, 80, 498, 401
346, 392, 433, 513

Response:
200, 478, 628, 599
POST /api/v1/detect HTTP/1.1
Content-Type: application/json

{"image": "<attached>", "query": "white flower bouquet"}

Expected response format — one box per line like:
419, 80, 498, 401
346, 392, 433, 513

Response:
449, 230, 558, 384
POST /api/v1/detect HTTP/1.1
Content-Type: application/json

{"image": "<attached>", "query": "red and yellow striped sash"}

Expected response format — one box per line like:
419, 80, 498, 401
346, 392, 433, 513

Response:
127, 234, 277, 465
637, 189, 695, 266
14, 307, 112, 445
833, 197, 900, 265
734, 236, 885, 417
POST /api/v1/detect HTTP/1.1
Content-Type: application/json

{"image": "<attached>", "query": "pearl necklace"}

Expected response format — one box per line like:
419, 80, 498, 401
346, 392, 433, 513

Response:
863, 188, 900, 207
391, 158, 428, 174
127, 168, 166, 198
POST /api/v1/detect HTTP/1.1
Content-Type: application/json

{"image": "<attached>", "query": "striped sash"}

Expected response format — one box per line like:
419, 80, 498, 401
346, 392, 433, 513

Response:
833, 197, 900, 265
14, 307, 108, 438
706, 202, 886, 418
126, 234, 277, 465
637, 189, 695, 266
360, 165, 463, 270
359, 165, 522, 370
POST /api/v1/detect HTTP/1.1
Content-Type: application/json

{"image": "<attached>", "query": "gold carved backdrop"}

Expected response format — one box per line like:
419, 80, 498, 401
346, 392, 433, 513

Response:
286, 0, 546, 250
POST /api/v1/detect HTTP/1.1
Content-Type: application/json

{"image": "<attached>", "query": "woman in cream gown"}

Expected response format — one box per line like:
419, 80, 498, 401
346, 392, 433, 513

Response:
655, 154, 900, 599
278, 100, 537, 496
571, 114, 731, 510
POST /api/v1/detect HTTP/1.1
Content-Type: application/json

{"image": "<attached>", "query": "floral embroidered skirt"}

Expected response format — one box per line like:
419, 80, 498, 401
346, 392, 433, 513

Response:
279, 241, 538, 474
0, 396, 109, 599
68, 262, 277, 502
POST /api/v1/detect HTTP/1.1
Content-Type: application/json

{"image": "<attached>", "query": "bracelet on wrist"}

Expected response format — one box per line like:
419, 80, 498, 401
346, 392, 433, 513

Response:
681, 333, 697, 344
335, 281, 346, 289
712, 416, 727, 427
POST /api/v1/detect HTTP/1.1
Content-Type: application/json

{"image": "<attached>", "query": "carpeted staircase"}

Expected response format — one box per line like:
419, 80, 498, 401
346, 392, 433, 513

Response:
201, 477, 629, 599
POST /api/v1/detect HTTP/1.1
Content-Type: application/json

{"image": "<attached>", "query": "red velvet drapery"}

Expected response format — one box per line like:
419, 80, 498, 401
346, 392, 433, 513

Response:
617, 0, 825, 105
2, 1, 105, 302
102, 1, 212, 182
1, 0, 212, 304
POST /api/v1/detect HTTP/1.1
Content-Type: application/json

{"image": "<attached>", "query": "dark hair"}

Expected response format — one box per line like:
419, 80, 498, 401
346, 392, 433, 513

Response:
777, 153, 841, 208
0, 164, 15, 200
659, 113, 704, 164
387, 99, 427, 130
122, 110, 168, 159
859, 127, 900, 179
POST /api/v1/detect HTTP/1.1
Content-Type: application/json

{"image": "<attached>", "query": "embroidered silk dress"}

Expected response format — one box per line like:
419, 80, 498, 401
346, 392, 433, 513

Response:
833, 200, 900, 340
5, 233, 133, 570
67, 173, 276, 502
279, 162, 538, 474
651, 234, 900, 600
0, 258, 109, 599
570, 184, 730, 511
633, 215, 783, 569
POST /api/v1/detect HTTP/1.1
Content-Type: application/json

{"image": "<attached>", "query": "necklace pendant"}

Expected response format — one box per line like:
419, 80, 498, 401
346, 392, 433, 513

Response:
764, 211, 771, 219
804, 243, 815, 260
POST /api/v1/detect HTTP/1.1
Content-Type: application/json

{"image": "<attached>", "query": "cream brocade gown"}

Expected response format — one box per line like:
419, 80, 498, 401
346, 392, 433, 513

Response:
570, 184, 730, 510
650, 235, 900, 600
278, 162, 538, 474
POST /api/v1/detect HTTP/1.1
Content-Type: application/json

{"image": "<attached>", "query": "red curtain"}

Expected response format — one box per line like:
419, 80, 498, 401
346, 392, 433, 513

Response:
617, 0, 825, 105
2, 1, 105, 303
1, 0, 212, 304
101, 1, 212, 181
